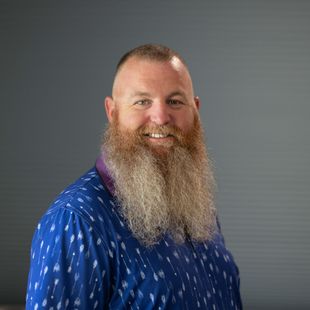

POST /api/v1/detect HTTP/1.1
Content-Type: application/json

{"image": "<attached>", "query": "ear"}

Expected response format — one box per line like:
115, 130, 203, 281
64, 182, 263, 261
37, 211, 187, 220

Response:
194, 96, 200, 110
105, 96, 115, 123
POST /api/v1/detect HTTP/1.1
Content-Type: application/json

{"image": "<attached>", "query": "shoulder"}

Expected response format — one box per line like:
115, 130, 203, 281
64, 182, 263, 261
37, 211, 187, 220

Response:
49, 167, 108, 212
31, 166, 119, 256
43, 167, 114, 232
26, 168, 114, 309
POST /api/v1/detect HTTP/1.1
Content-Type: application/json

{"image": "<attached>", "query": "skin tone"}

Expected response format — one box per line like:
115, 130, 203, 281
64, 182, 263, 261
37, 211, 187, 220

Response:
105, 56, 200, 146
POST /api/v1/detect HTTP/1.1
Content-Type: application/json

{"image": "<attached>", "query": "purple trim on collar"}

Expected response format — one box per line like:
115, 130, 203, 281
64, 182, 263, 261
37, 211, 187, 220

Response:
95, 155, 115, 196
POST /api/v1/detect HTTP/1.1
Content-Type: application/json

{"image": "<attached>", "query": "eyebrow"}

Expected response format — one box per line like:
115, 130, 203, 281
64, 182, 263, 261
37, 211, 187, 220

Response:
167, 91, 187, 99
130, 91, 152, 98
130, 90, 187, 99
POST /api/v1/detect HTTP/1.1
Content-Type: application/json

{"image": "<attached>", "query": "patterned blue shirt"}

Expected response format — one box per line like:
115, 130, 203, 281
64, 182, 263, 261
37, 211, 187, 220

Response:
26, 161, 242, 309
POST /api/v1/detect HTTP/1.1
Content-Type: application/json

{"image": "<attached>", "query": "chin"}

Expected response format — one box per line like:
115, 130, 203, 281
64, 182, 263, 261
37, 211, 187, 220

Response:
147, 143, 173, 157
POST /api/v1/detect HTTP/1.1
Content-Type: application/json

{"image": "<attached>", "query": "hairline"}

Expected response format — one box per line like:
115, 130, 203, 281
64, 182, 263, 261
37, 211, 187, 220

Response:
112, 57, 193, 99
115, 44, 189, 76
112, 44, 193, 98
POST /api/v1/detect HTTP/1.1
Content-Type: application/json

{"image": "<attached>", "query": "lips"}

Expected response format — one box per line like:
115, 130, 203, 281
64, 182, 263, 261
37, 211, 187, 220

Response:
145, 133, 172, 139
140, 125, 180, 142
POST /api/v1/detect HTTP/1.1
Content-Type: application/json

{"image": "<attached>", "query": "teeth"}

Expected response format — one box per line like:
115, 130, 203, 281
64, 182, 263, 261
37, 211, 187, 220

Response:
149, 133, 167, 138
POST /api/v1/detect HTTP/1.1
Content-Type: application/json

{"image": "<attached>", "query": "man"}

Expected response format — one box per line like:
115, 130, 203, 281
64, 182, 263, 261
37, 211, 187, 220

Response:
26, 44, 242, 309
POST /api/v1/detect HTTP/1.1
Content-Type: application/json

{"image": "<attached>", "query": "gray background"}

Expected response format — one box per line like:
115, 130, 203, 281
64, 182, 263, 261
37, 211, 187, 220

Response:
1, 1, 310, 309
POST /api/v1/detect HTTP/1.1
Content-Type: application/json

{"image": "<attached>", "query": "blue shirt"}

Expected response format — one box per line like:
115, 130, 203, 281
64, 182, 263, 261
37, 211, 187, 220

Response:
26, 160, 242, 309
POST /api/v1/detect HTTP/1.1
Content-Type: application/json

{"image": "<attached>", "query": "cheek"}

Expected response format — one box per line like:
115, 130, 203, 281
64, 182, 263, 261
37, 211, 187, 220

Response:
118, 111, 147, 131
175, 110, 196, 132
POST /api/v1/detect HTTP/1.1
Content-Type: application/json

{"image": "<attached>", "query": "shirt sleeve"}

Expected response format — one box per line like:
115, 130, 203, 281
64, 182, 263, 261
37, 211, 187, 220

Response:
26, 207, 111, 310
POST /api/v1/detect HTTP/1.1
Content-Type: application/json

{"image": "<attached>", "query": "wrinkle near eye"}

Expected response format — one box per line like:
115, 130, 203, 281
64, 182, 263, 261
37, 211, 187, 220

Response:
133, 99, 152, 106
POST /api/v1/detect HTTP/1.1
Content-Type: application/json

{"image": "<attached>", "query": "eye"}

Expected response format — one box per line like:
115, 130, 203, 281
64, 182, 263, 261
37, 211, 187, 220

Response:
167, 99, 184, 106
134, 99, 151, 106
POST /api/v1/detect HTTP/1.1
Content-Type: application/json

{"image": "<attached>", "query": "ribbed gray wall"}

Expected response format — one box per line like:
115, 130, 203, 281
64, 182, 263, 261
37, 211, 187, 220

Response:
1, 1, 309, 308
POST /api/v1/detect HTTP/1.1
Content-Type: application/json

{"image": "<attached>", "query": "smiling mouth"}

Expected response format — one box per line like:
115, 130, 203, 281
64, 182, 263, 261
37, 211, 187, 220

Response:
144, 133, 174, 139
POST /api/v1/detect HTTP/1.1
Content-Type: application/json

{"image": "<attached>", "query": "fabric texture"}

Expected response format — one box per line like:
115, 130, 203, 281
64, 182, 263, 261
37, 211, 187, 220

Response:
26, 164, 242, 309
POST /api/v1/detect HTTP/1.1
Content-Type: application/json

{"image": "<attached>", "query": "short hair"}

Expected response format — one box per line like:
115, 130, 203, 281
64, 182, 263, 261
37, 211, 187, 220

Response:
115, 44, 187, 74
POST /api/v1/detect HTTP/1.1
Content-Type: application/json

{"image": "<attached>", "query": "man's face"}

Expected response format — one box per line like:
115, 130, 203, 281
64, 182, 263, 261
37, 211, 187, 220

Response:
102, 56, 216, 245
105, 56, 200, 149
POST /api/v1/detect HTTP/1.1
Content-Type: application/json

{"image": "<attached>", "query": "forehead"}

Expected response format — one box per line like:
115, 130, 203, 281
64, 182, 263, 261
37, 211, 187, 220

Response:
118, 55, 186, 75
113, 57, 193, 96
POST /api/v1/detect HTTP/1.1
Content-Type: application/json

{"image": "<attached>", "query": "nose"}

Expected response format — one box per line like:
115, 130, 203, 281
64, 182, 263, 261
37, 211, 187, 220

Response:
149, 102, 171, 125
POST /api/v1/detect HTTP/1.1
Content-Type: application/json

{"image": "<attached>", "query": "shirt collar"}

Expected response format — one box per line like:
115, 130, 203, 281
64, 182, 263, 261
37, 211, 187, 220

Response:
95, 154, 115, 196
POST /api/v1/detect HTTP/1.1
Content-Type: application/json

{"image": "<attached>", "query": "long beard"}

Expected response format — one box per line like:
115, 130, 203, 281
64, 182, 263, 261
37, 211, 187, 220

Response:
101, 114, 216, 246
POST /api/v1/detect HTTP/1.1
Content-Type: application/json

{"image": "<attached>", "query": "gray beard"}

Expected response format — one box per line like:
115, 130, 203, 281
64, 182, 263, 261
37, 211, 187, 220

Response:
101, 119, 216, 246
